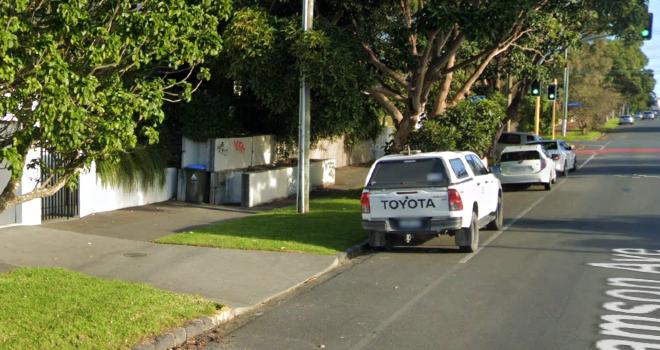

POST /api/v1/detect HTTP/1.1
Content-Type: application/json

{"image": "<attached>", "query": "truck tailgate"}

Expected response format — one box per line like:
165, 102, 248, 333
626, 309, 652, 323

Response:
368, 188, 449, 219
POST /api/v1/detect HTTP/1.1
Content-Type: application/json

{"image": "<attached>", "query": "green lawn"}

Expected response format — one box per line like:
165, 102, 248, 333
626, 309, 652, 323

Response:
560, 117, 620, 142
156, 190, 364, 255
0, 268, 219, 350
561, 130, 603, 142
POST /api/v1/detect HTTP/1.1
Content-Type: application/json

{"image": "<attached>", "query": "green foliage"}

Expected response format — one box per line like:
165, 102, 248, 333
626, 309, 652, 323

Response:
0, 267, 217, 350
220, 7, 382, 143
409, 97, 506, 156
0, 0, 231, 202
171, 91, 243, 142
96, 147, 168, 192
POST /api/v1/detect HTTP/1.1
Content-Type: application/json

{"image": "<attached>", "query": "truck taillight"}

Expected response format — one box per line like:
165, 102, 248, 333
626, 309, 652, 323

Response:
360, 192, 371, 214
540, 159, 546, 170
448, 189, 463, 211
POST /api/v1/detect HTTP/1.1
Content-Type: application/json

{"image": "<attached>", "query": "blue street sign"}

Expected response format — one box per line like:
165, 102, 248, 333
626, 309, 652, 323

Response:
567, 102, 583, 108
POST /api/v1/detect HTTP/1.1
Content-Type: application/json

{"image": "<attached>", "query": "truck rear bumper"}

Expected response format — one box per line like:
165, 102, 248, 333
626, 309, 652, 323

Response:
362, 217, 462, 233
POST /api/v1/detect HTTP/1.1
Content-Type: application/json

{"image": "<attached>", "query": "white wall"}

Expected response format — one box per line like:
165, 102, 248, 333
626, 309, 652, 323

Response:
17, 148, 42, 225
308, 128, 392, 167
211, 135, 275, 172
242, 159, 335, 207
79, 162, 177, 217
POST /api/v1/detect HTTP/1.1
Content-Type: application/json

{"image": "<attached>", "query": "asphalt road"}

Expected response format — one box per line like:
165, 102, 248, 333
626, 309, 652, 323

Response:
207, 118, 660, 350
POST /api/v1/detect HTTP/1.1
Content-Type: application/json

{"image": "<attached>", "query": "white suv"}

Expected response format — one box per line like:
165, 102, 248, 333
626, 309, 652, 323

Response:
493, 145, 557, 190
495, 132, 543, 160
361, 151, 503, 252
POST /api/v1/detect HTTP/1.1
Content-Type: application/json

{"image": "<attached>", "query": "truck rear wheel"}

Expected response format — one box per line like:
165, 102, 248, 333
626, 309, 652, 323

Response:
457, 211, 479, 253
368, 231, 388, 250
486, 196, 503, 231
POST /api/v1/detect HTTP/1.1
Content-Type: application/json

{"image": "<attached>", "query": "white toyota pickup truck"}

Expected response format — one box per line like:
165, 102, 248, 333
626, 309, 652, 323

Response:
361, 151, 503, 252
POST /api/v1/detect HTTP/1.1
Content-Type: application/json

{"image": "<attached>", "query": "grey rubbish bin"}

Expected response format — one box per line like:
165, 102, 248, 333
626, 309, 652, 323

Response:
184, 165, 210, 203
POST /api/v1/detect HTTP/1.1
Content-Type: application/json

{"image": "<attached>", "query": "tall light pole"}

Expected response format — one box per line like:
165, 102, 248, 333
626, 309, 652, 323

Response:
297, 0, 313, 213
562, 49, 569, 137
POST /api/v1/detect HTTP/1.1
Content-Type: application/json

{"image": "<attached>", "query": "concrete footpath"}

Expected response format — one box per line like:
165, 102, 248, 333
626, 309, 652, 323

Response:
0, 224, 336, 308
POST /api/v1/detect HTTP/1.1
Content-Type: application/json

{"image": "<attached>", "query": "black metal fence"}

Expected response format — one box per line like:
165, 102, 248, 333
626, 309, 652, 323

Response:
40, 150, 79, 221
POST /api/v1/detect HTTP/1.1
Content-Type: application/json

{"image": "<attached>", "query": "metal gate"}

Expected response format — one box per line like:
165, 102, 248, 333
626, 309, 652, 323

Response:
40, 150, 79, 221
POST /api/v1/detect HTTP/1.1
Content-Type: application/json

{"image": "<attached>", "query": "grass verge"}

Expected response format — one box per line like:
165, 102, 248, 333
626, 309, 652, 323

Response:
0, 268, 218, 350
156, 190, 364, 255
560, 118, 620, 142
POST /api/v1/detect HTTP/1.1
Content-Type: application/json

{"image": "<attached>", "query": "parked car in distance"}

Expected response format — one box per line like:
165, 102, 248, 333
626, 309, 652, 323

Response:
495, 132, 543, 160
642, 111, 656, 120
635, 112, 643, 119
361, 151, 502, 252
492, 145, 557, 191
528, 140, 577, 177
618, 115, 634, 125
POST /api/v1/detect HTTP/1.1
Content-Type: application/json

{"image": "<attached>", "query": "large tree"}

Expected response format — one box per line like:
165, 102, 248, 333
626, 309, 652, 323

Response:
223, 0, 650, 153
0, 0, 231, 209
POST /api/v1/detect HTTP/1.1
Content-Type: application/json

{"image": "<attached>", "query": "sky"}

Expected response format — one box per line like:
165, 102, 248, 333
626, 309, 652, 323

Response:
642, 0, 660, 98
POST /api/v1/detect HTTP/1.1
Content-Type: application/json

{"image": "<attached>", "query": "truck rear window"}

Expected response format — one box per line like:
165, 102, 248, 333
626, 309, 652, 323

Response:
367, 158, 449, 188
498, 134, 522, 144
500, 151, 541, 162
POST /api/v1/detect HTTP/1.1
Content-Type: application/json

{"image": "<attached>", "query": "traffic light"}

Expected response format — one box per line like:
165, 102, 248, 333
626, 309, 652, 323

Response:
547, 84, 557, 101
531, 81, 541, 96
642, 13, 653, 40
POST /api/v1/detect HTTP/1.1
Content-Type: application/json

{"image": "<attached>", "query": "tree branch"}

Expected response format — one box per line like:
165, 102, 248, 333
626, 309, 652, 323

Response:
430, 52, 456, 117
400, 0, 418, 57
362, 43, 408, 87
366, 88, 404, 125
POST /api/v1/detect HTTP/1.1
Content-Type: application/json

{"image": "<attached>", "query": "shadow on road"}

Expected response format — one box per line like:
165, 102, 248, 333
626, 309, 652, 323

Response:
606, 125, 660, 134
497, 214, 660, 251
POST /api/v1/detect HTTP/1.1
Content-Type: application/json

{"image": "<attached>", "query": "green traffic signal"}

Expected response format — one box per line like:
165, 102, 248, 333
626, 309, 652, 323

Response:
531, 81, 541, 96
547, 84, 557, 101
643, 13, 653, 40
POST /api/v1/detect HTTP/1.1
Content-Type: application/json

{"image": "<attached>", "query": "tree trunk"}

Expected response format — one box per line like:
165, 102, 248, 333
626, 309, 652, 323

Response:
0, 176, 20, 212
390, 117, 417, 153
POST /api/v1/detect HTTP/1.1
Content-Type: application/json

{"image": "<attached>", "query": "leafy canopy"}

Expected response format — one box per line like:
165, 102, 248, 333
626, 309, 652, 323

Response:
0, 0, 231, 206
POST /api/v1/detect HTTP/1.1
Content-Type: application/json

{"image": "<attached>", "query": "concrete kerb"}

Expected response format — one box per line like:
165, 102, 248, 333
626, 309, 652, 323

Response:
132, 240, 369, 350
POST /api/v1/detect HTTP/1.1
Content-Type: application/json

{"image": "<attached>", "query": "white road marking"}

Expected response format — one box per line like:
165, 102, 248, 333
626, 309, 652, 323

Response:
600, 141, 611, 150
461, 146, 599, 264
578, 153, 597, 169
459, 178, 566, 264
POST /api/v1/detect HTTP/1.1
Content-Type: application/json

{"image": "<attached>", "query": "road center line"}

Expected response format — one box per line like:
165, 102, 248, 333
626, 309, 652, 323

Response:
459, 178, 566, 264
578, 153, 597, 170
600, 141, 611, 150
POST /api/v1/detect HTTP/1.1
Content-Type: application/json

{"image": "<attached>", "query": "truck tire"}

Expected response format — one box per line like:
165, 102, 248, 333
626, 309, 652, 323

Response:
562, 161, 569, 177
544, 180, 552, 191
457, 211, 479, 253
368, 231, 388, 250
486, 195, 503, 231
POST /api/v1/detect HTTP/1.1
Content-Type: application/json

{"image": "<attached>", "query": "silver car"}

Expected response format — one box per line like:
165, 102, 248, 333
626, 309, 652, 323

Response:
618, 115, 634, 125
528, 140, 577, 177
642, 111, 656, 120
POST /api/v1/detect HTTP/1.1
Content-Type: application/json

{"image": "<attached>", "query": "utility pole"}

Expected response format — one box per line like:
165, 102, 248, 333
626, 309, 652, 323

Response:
507, 75, 513, 132
552, 78, 557, 139
297, 0, 313, 214
562, 49, 569, 137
